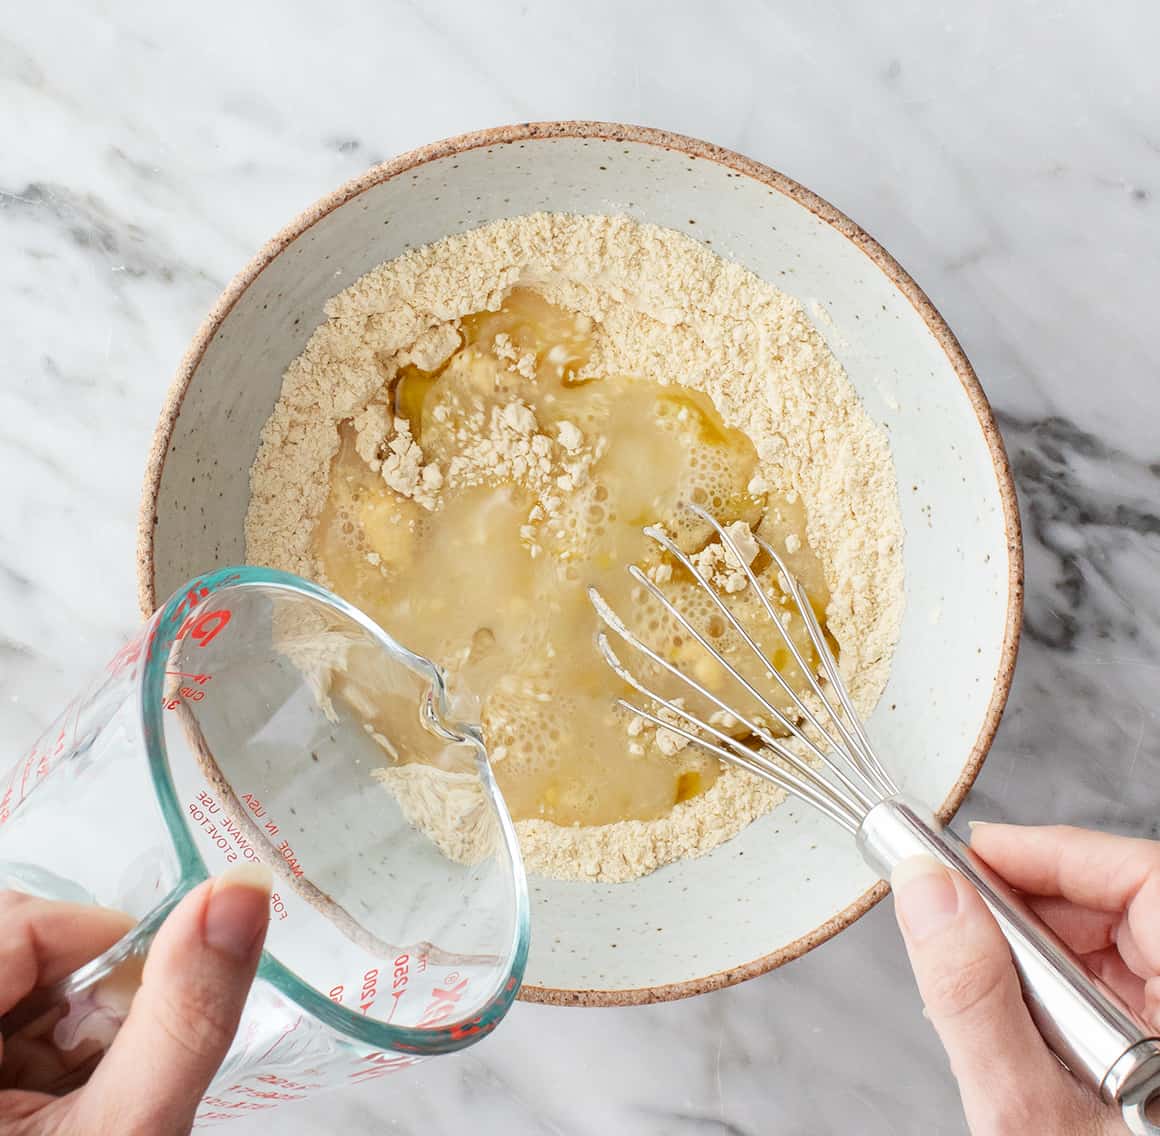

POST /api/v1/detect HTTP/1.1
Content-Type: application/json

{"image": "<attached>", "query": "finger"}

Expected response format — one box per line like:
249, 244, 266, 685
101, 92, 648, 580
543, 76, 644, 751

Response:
70, 864, 271, 1135
1026, 894, 1119, 954
971, 823, 1160, 912
976, 825, 1160, 976
0, 1031, 103, 1097
1144, 976, 1160, 1025
1115, 910, 1160, 982
2, 958, 147, 1096
1003, 896, 1151, 1020
1125, 870, 1160, 975
1081, 945, 1148, 1013
892, 856, 1104, 1132
0, 891, 134, 1014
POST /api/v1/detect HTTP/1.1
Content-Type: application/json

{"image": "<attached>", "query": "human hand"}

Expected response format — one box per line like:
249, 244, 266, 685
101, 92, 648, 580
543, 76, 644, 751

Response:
0, 864, 271, 1135
892, 824, 1160, 1135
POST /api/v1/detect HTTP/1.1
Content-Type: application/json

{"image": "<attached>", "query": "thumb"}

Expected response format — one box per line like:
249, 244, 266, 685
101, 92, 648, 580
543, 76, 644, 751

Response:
72, 863, 272, 1135
892, 855, 1104, 1134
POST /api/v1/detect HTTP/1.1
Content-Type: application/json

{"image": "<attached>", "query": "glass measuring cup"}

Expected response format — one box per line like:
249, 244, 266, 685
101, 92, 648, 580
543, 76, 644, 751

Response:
0, 566, 529, 1127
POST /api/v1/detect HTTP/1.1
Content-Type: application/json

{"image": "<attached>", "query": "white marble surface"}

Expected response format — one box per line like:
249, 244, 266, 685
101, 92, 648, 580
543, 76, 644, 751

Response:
3, 1, 1159, 1132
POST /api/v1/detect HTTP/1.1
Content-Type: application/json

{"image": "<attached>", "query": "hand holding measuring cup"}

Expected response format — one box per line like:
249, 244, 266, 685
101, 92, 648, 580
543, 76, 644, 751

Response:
0, 871, 269, 1134
0, 567, 530, 1129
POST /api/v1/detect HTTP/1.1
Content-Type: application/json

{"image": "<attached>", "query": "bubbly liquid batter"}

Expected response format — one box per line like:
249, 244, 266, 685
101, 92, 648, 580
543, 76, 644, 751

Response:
314, 290, 832, 827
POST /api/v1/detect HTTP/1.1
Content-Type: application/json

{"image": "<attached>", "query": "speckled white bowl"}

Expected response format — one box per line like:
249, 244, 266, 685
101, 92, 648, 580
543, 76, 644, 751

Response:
139, 122, 1022, 1006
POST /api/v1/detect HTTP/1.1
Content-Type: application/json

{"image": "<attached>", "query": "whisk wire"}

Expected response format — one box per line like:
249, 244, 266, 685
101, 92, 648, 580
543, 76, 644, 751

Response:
622, 564, 825, 760
593, 612, 867, 826
635, 532, 849, 763
601, 566, 876, 816
634, 525, 884, 807
684, 509, 883, 775
744, 528, 897, 798
594, 634, 862, 832
588, 505, 902, 828
769, 548, 893, 792
686, 506, 897, 799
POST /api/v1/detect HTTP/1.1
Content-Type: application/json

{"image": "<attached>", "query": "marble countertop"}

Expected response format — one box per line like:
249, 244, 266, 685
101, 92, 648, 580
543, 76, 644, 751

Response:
3, 2, 1159, 1132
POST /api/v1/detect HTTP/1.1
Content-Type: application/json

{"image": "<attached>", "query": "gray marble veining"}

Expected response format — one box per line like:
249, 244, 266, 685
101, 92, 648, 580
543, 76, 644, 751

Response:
2, 1, 1158, 1132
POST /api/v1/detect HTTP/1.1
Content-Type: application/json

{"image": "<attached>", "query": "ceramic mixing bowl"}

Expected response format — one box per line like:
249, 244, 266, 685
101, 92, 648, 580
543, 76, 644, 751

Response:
139, 121, 1022, 1006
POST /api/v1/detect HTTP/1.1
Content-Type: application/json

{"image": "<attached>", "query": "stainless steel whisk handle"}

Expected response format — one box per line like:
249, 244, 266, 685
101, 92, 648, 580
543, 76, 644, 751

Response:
858, 796, 1160, 1136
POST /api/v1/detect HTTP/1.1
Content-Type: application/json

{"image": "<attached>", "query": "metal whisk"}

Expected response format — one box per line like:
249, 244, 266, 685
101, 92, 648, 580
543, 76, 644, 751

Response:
590, 504, 1160, 1136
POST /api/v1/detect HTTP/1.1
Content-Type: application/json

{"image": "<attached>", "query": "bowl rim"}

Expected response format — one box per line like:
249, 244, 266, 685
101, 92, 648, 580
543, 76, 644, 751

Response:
137, 119, 1025, 1008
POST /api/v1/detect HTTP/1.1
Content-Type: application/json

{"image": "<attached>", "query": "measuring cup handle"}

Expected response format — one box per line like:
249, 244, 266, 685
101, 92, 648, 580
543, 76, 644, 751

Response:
857, 795, 1160, 1128
0, 894, 174, 1040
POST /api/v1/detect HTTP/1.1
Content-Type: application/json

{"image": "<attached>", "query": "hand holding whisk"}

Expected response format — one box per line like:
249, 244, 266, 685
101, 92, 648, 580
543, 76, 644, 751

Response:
589, 504, 1160, 1135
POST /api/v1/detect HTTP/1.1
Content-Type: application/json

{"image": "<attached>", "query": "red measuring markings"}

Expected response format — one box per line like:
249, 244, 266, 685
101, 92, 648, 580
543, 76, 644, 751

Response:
0, 747, 51, 829
1, 752, 45, 829
384, 953, 411, 1023
358, 967, 380, 1016
105, 633, 149, 678
4, 586, 240, 833
254, 1074, 322, 1092
218, 1086, 304, 1103
333, 956, 411, 1023
192, 1028, 331, 1127
163, 671, 213, 712
0, 705, 79, 827
256, 1015, 302, 1063
347, 1051, 418, 1082
199, 1097, 275, 1112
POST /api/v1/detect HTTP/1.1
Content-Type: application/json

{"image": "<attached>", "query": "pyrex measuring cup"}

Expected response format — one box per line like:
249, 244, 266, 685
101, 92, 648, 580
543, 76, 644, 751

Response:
0, 567, 530, 1127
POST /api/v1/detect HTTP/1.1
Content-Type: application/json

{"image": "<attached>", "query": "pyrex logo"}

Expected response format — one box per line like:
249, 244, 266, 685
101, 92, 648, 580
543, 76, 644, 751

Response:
415, 974, 470, 1028
107, 581, 235, 679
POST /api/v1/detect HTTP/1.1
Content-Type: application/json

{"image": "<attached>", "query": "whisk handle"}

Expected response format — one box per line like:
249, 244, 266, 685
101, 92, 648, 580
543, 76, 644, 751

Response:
858, 796, 1160, 1135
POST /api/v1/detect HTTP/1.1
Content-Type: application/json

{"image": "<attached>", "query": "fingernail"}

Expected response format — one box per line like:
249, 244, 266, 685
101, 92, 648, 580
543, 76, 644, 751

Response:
204, 863, 273, 960
967, 820, 997, 844
892, 855, 960, 942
